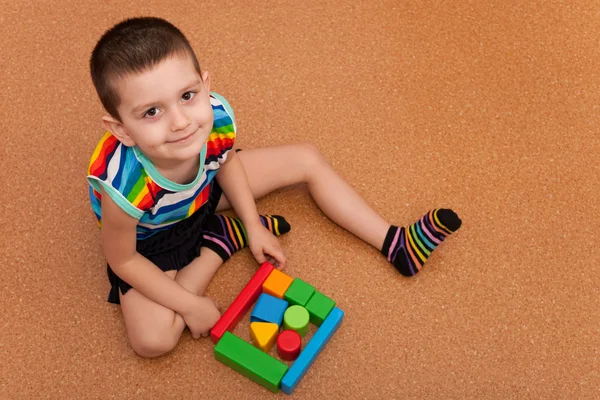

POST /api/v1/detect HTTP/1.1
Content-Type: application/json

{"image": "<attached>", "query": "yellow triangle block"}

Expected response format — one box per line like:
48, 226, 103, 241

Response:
250, 322, 279, 352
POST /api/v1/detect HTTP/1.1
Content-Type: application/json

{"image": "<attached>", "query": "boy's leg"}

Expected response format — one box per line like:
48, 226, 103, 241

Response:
119, 214, 293, 358
217, 144, 390, 248
217, 144, 461, 276
119, 248, 222, 358
201, 213, 290, 262
174, 247, 224, 295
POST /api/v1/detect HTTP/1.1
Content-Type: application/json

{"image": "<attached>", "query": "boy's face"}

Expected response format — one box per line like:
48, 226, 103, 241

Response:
103, 53, 213, 169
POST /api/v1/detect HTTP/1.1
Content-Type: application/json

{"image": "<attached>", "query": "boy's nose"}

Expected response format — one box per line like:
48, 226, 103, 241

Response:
170, 106, 191, 132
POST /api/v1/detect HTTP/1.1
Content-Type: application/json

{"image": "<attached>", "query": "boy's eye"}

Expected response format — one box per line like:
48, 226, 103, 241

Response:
182, 91, 196, 101
144, 107, 158, 117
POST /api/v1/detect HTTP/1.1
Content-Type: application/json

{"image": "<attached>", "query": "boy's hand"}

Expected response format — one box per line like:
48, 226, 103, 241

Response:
246, 223, 287, 270
181, 296, 221, 339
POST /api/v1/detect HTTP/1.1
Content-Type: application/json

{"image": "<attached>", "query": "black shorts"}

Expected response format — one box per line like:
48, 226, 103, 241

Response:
106, 178, 223, 304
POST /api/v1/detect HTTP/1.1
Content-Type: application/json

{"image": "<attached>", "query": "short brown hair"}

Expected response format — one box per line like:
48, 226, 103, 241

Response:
90, 17, 202, 120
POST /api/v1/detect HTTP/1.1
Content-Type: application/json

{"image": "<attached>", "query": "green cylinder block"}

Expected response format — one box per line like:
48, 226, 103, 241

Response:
283, 305, 310, 337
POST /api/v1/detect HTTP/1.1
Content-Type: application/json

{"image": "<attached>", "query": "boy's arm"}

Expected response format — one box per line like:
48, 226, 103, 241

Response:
216, 150, 286, 267
215, 150, 262, 229
100, 190, 200, 316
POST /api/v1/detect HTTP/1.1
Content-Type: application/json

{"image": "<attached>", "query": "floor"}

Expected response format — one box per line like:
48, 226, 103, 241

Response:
1, 0, 599, 398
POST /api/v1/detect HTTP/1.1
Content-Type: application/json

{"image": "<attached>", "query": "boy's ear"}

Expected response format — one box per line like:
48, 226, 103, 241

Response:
201, 70, 211, 93
102, 115, 136, 147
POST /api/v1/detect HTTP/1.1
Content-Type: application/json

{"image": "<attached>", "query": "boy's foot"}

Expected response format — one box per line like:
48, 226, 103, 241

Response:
381, 209, 462, 276
202, 214, 291, 261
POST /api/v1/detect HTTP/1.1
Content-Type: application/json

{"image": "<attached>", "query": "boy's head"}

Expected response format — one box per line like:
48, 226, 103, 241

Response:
90, 17, 202, 122
90, 17, 215, 167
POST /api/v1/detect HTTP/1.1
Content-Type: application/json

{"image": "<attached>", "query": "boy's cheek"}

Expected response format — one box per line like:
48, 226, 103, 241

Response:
143, 126, 170, 145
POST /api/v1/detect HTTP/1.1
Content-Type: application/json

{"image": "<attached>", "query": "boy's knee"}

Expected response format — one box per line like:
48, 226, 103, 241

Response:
297, 143, 326, 172
129, 331, 178, 358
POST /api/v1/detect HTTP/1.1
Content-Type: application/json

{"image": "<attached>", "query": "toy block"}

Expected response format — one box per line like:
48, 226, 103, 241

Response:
262, 269, 294, 299
250, 322, 279, 352
305, 291, 336, 326
210, 262, 274, 344
277, 330, 302, 361
284, 278, 315, 307
280, 307, 344, 395
250, 293, 288, 325
283, 305, 310, 337
215, 332, 288, 393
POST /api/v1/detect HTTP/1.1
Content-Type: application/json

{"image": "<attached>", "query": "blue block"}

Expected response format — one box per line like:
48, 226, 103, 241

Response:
280, 307, 344, 394
250, 293, 288, 326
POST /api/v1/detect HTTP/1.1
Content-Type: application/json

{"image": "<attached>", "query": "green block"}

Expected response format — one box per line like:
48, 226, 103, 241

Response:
284, 278, 315, 307
283, 305, 310, 337
214, 332, 288, 393
305, 291, 336, 326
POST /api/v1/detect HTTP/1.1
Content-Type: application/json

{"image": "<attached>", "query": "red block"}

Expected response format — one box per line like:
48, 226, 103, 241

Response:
210, 262, 274, 344
277, 330, 302, 361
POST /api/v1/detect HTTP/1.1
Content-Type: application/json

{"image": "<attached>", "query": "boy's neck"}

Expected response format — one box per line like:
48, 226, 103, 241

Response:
154, 156, 200, 185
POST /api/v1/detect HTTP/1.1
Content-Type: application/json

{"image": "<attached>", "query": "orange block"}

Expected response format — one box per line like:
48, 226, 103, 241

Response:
262, 269, 294, 299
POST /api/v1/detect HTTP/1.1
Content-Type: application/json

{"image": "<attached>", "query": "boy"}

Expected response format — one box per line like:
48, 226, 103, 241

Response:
88, 17, 462, 358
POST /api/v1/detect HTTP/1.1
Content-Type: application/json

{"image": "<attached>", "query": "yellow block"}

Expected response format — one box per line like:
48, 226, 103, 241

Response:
249, 322, 279, 352
262, 269, 294, 299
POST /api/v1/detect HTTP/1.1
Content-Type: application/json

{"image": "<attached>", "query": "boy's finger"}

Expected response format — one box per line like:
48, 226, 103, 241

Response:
269, 247, 286, 269
252, 249, 266, 264
213, 299, 224, 313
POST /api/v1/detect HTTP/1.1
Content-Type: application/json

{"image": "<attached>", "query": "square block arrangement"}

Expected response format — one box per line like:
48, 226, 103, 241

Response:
211, 262, 343, 394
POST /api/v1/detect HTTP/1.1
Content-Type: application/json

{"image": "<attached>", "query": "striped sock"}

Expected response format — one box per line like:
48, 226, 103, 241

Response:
202, 214, 291, 261
381, 209, 462, 276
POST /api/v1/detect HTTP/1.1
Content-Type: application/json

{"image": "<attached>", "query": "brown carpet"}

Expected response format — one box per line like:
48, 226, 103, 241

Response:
1, 0, 599, 398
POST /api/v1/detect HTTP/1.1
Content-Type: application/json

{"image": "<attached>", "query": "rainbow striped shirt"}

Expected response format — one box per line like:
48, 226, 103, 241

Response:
87, 93, 236, 240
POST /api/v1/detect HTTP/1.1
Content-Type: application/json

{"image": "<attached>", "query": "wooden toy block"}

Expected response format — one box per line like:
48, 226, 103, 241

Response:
277, 330, 302, 361
214, 332, 288, 393
305, 291, 336, 326
262, 269, 294, 299
210, 262, 274, 344
280, 307, 344, 395
250, 322, 279, 352
250, 293, 288, 325
283, 278, 315, 307
283, 305, 310, 337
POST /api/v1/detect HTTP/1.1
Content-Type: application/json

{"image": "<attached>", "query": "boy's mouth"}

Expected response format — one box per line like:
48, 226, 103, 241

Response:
167, 128, 197, 144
